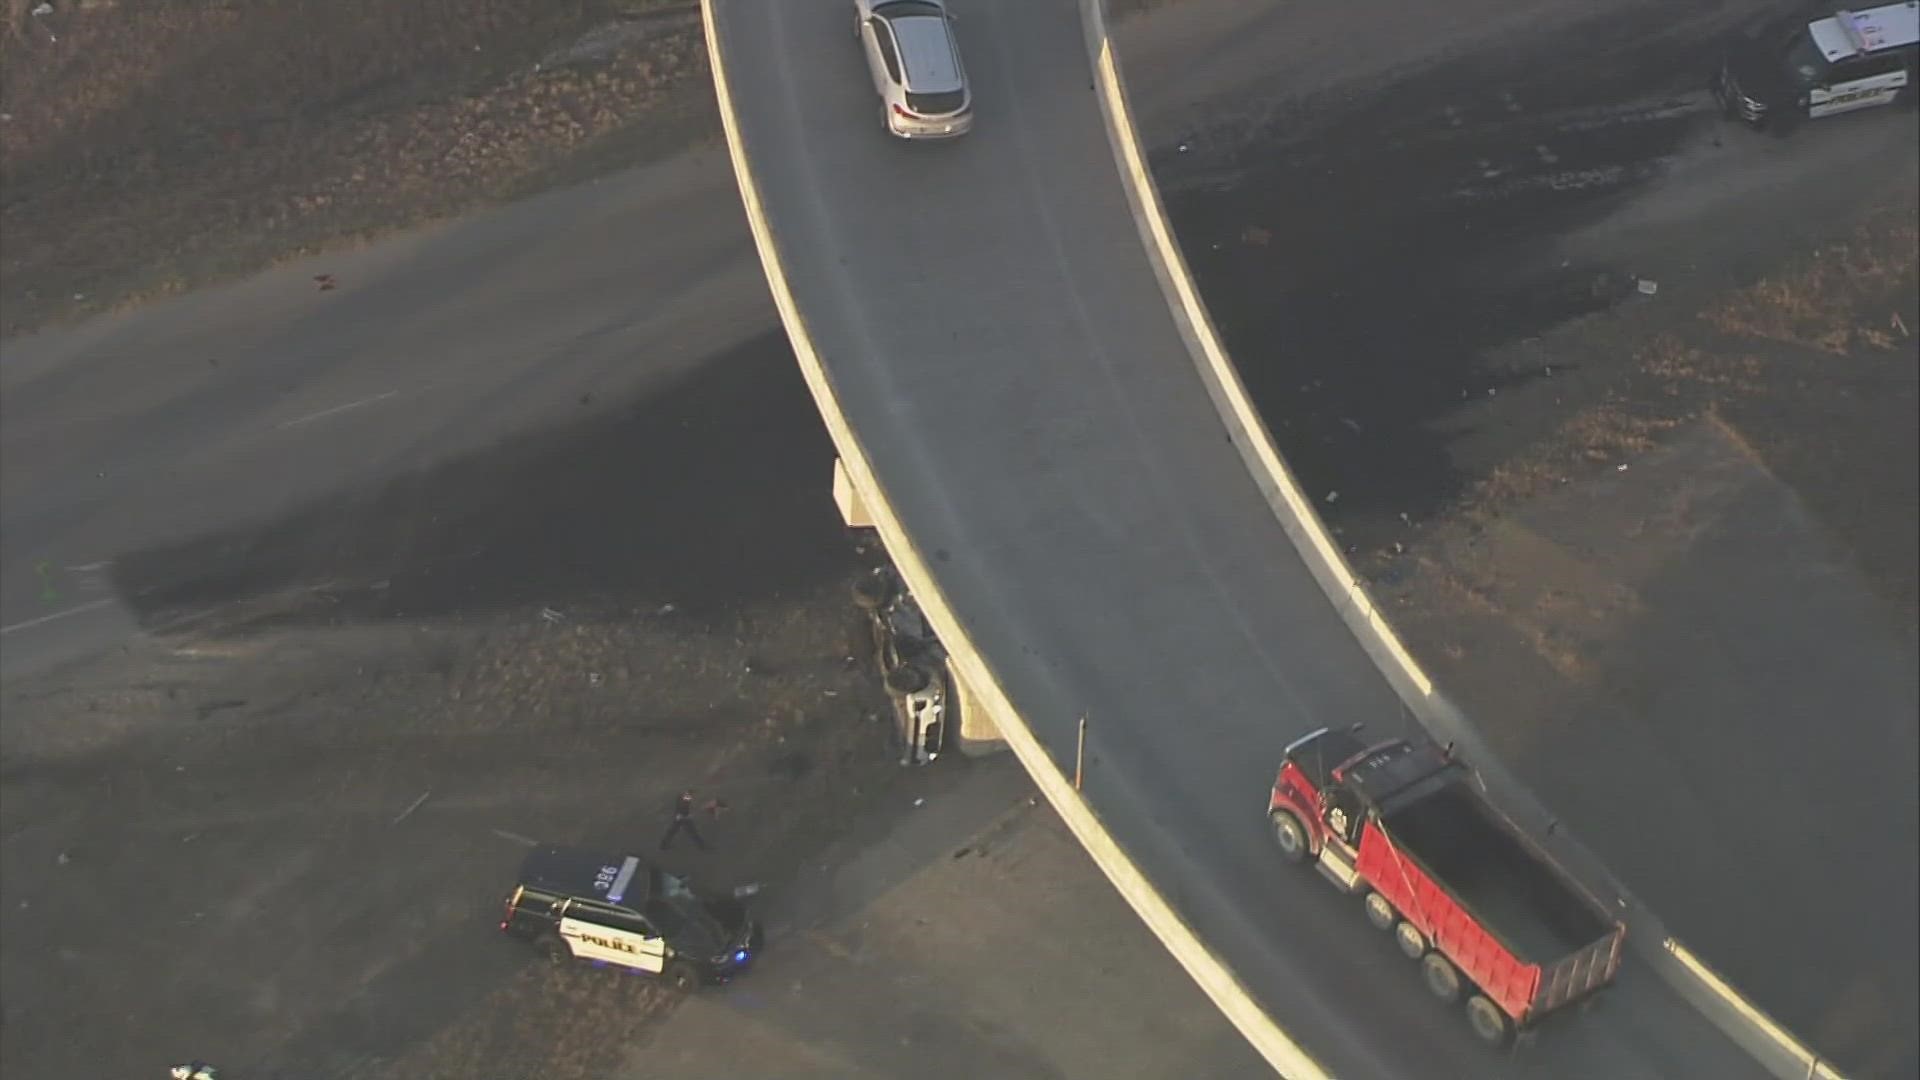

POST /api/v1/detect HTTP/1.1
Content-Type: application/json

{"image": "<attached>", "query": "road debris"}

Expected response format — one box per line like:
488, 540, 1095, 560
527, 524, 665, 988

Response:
539, 606, 566, 624
1635, 278, 1659, 296
313, 273, 337, 292
391, 790, 431, 826
1324, 490, 1340, 504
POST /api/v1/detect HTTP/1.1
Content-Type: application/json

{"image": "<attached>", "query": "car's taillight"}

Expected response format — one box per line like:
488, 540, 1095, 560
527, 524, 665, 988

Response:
892, 103, 915, 119
500, 888, 520, 931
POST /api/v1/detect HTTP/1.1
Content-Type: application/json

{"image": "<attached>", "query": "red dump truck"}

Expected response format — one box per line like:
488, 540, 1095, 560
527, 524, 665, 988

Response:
1266, 726, 1624, 1045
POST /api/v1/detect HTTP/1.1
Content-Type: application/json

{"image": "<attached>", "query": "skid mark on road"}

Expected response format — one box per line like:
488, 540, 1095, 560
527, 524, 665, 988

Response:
274, 389, 401, 430
1, 598, 113, 636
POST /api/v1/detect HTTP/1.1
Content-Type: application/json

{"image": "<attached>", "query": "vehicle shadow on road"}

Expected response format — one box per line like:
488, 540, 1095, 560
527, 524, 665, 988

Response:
106, 329, 855, 633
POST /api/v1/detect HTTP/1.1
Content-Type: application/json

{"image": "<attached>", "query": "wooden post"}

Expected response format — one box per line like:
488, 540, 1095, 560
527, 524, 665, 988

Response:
1074, 715, 1088, 791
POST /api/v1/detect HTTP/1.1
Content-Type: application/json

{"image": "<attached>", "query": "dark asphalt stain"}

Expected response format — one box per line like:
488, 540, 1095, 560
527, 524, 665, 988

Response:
768, 750, 813, 781
193, 698, 248, 720
108, 331, 857, 629
1155, 7, 1718, 551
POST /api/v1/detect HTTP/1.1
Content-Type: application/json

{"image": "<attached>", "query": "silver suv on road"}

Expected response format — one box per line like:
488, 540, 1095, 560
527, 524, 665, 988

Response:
854, 0, 973, 139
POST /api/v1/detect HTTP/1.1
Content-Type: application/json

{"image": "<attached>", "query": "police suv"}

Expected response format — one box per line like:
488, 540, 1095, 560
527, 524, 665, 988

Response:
500, 845, 763, 990
1716, 2, 1919, 130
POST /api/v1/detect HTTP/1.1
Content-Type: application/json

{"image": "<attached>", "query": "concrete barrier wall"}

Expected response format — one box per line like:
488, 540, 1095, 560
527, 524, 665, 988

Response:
1072, 3, 1845, 1078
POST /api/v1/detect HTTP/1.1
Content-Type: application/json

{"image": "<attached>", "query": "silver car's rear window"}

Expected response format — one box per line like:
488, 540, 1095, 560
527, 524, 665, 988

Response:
905, 89, 966, 116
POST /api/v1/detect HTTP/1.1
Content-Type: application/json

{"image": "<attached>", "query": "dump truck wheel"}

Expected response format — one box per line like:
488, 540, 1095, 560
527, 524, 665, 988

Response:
1393, 920, 1428, 960
1363, 890, 1396, 932
852, 574, 895, 611
1268, 811, 1308, 863
1466, 995, 1511, 1046
885, 663, 930, 695
1421, 953, 1461, 1003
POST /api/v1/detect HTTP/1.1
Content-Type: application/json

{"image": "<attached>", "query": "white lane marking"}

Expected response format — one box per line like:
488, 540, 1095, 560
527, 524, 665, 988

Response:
275, 389, 400, 430
0, 598, 113, 636
491, 829, 539, 847
391, 791, 432, 826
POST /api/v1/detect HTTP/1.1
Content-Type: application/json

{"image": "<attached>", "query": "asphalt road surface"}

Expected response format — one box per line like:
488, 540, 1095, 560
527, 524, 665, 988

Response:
706, 0, 1765, 1075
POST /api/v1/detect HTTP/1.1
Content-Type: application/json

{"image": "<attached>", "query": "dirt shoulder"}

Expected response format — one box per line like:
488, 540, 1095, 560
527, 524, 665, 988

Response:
1359, 191, 1918, 1078
0, 570, 925, 1080
0, 0, 716, 338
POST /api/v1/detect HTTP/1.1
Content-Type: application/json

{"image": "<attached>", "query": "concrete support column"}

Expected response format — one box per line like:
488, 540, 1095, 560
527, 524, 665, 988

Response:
948, 656, 1006, 757
833, 458, 874, 529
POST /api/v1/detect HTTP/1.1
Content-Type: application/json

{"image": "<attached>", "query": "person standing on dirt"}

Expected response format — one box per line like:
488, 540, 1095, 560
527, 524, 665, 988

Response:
660, 789, 708, 851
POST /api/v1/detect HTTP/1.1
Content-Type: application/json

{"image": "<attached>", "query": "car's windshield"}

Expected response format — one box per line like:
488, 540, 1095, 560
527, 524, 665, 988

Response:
875, 0, 944, 16
651, 867, 695, 901
648, 894, 724, 944
1782, 33, 1832, 89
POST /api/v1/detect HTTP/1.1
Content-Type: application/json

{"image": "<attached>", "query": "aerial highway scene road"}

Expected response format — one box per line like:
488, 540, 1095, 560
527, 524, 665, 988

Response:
2, 0, 1913, 1078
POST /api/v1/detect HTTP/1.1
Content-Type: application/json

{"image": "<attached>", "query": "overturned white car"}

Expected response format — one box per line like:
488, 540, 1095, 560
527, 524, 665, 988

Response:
853, 566, 954, 766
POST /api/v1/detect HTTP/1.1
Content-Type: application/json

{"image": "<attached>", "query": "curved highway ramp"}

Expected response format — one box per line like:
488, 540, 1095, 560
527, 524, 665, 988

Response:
703, 0, 1763, 1075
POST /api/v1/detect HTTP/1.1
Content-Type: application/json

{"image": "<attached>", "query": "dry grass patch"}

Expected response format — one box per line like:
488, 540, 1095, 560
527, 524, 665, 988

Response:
0, 0, 707, 335
1703, 201, 1919, 354
1463, 403, 1683, 514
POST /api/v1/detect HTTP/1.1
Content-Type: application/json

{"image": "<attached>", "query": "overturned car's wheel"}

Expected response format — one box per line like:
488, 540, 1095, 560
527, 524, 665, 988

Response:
885, 663, 930, 695
852, 573, 895, 611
